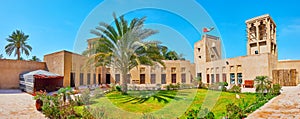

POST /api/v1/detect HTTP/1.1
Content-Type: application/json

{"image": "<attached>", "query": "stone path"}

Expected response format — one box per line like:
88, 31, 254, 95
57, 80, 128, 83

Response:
0, 90, 45, 119
247, 85, 300, 119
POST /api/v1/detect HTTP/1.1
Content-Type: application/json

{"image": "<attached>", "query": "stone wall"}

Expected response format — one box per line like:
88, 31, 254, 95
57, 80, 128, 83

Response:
277, 60, 300, 85
272, 69, 297, 86
44, 50, 98, 87
0, 59, 47, 89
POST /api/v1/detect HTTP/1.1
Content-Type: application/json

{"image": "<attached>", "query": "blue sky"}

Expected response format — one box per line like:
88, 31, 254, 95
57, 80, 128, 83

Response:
0, 0, 300, 62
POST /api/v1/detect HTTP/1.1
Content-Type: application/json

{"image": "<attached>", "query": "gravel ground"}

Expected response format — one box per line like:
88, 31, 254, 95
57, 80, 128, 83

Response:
247, 85, 300, 119
0, 90, 45, 119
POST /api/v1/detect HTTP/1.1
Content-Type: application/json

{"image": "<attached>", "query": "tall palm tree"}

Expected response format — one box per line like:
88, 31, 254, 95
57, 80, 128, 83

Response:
254, 76, 271, 94
84, 13, 164, 93
5, 30, 32, 60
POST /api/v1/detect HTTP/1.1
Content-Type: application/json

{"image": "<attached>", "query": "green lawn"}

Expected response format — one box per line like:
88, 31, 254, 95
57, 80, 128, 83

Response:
88, 89, 257, 118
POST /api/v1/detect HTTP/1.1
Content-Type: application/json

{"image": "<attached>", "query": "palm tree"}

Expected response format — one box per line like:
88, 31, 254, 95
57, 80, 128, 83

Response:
30, 56, 41, 62
165, 50, 179, 60
19, 57, 25, 60
5, 30, 32, 60
254, 76, 272, 94
84, 13, 164, 93
158, 46, 184, 60
159, 45, 168, 58
0, 54, 3, 59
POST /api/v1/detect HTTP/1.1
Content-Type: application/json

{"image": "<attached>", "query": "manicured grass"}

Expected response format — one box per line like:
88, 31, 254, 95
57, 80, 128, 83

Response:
89, 89, 257, 118
181, 90, 257, 118
106, 90, 179, 112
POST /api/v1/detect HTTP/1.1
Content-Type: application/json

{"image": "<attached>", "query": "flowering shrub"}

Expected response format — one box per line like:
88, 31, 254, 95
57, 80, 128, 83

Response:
33, 87, 94, 118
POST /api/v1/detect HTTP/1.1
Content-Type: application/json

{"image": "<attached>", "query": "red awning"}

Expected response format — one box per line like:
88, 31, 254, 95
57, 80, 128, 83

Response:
34, 74, 63, 79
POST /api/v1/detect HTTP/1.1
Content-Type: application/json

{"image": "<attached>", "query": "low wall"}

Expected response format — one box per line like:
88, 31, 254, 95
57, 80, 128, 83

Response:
0, 59, 47, 89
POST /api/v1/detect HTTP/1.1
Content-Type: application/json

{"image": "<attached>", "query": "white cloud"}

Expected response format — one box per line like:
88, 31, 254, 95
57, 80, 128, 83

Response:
278, 19, 300, 37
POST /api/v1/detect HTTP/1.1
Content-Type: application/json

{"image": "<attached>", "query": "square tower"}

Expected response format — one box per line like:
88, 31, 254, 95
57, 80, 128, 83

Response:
246, 14, 277, 56
194, 34, 222, 79
194, 34, 222, 63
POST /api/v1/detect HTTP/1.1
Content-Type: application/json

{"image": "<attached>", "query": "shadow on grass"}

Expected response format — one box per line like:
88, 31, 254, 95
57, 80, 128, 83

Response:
107, 90, 190, 104
89, 100, 98, 105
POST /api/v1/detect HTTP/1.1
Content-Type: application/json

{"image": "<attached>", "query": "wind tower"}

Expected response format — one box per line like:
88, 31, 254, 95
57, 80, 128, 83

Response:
246, 14, 277, 57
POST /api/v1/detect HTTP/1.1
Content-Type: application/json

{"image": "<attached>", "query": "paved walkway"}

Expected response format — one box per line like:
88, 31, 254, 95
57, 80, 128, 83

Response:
247, 85, 300, 119
0, 90, 45, 119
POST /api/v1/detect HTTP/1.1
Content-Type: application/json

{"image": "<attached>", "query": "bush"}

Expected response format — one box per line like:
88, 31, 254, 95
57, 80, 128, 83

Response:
81, 106, 94, 119
94, 88, 104, 98
185, 108, 214, 119
41, 95, 60, 118
166, 85, 171, 90
180, 84, 194, 89
110, 83, 116, 91
116, 85, 122, 92
197, 81, 205, 89
218, 82, 228, 86
215, 82, 228, 91
208, 83, 219, 91
71, 95, 83, 106
198, 108, 215, 119
83, 106, 107, 119
221, 86, 227, 92
81, 89, 91, 105
244, 93, 276, 114
238, 98, 251, 114
36, 87, 100, 118
271, 83, 281, 95
226, 103, 245, 119
229, 85, 241, 93
165, 83, 180, 90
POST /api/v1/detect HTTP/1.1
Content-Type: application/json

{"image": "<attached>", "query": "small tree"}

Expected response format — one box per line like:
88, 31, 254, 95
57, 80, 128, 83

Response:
271, 83, 282, 95
57, 86, 72, 105
254, 76, 271, 94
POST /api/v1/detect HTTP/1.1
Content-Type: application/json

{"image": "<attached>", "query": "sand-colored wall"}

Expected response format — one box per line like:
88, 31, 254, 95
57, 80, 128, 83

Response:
277, 60, 300, 85
44, 51, 65, 76
198, 53, 271, 85
127, 60, 195, 84
44, 50, 99, 87
0, 59, 46, 89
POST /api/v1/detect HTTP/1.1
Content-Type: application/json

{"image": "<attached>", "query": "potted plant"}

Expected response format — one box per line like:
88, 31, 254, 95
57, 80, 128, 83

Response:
33, 90, 46, 111
35, 99, 43, 111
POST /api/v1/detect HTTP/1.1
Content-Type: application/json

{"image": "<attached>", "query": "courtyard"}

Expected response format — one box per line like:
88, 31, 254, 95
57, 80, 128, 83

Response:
1, 85, 300, 118
0, 90, 45, 119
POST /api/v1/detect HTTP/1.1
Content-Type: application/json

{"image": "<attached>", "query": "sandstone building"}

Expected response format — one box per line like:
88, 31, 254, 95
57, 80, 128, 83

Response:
43, 50, 195, 87
1, 14, 299, 89
194, 14, 300, 86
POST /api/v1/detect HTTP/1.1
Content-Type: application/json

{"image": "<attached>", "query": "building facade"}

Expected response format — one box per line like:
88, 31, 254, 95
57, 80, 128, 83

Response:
44, 50, 195, 87
44, 14, 300, 88
44, 50, 100, 87
194, 14, 300, 86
